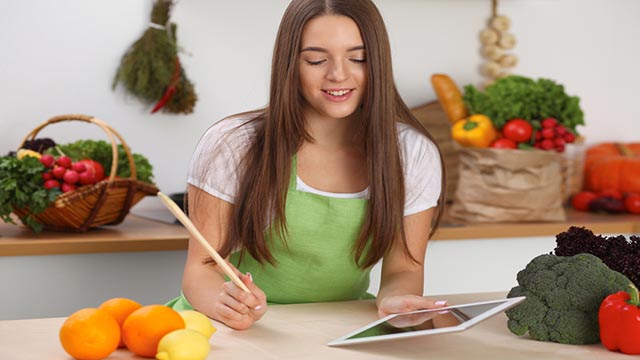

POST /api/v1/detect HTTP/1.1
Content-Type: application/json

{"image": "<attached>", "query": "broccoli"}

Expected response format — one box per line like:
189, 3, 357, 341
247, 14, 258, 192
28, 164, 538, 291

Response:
506, 253, 631, 345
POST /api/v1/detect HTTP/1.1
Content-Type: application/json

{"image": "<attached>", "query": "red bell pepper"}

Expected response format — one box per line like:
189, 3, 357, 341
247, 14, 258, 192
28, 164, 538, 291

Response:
599, 284, 640, 354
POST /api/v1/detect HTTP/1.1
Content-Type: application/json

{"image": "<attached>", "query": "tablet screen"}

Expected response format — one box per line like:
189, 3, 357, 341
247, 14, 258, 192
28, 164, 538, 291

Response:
346, 302, 501, 339
328, 297, 525, 346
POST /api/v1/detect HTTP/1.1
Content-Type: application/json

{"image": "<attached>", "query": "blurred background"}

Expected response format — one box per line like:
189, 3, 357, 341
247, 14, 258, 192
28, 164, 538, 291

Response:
2, 0, 637, 195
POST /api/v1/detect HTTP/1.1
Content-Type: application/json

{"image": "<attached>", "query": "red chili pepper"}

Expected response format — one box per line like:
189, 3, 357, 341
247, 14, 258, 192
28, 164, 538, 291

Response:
151, 57, 181, 114
599, 284, 640, 354
150, 86, 176, 113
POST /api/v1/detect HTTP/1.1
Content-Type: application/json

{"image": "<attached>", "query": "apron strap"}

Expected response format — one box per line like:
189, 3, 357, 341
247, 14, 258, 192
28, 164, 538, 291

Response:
289, 154, 298, 190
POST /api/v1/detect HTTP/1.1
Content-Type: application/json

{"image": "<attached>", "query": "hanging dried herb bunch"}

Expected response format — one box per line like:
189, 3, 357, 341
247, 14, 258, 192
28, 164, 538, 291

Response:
112, 0, 197, 114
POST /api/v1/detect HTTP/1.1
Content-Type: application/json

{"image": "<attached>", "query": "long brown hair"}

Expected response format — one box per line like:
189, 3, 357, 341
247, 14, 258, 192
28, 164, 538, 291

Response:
210, 0, 445, 269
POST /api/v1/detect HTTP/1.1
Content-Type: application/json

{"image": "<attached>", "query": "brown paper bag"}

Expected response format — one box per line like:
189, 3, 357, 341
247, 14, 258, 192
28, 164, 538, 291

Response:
447, 148, 567, 223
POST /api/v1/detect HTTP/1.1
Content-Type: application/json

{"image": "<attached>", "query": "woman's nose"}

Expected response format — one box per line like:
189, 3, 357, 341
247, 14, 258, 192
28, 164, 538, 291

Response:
326, 59, 348, 82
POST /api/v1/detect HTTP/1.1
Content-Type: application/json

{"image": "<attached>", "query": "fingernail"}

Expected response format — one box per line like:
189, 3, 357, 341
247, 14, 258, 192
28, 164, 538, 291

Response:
435, 300, 447, 306
438, 310, 450, 315
247, 272, 253, 282
254, 305, 262, 310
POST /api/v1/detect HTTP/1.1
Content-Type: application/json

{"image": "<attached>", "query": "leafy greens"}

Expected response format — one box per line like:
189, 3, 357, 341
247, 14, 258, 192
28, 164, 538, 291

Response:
463, 75, 584, 131
0, 156, 61, 232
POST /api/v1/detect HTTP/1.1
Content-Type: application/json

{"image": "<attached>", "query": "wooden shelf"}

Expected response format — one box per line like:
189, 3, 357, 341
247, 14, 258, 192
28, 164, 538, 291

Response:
0, 215, 188, 256
434, 208, 640, 240
2, 210, 639, 256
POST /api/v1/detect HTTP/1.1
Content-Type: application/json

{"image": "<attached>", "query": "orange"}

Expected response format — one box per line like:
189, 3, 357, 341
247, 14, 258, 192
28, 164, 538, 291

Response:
59, 308, 120, 360
98, 297, 142, 347
122, 304, 185, 357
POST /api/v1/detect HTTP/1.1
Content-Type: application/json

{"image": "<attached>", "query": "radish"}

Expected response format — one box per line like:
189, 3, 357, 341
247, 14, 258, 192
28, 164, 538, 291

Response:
40, 154, 55, 168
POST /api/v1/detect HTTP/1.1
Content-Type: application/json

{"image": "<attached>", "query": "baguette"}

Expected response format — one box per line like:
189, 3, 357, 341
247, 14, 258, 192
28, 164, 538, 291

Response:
430, 74, 469, 124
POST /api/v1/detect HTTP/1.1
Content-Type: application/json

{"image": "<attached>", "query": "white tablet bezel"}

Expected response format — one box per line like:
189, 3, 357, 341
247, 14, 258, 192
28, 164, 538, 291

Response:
327, 296, 526, 347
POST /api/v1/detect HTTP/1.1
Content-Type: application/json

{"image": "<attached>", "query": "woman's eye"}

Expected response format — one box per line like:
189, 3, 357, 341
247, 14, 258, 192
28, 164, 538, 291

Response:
305, 59, 326, 65
350, 58, 366, 63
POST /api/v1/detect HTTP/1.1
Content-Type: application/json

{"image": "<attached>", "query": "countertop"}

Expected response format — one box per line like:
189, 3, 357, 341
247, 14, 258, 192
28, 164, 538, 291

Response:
0, 292, 629, 359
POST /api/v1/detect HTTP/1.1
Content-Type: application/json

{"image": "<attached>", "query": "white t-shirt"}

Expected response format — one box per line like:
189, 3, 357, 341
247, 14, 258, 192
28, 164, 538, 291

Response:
187, 115, 442, 216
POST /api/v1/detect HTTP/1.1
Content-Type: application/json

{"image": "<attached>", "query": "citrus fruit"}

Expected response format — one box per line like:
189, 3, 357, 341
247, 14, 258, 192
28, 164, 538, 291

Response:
156, 329, 211, 360
98, 297, 142, 347
178, 310, 217, 339
122, 304, 185, 357
59, 308, 120, 360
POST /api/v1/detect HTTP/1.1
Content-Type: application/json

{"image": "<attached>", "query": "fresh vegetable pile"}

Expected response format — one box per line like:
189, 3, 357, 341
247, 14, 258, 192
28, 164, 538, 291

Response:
431, 74, 583, 153
463, 75, 584, 131
566, 141, 640, 213
1, 138, 154, 232
507, 226, 640, 354
571, 189, 640, 215
506, 252, 630, 344
51, 140, 154, 184
40, 154, 105, 193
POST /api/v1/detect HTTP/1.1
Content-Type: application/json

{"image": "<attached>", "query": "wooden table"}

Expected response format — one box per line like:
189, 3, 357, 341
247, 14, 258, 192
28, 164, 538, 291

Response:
0, 292, 629, 359
2, 210, 639, 256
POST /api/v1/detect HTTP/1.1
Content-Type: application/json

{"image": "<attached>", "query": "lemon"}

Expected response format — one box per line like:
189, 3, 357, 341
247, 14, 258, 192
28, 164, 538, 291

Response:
16, 149, 41, 160
156, 329, 210, 360
178, 310, 217, 339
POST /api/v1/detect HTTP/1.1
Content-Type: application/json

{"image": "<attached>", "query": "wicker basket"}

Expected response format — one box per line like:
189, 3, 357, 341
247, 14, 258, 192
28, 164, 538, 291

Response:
12, 114, 159, 232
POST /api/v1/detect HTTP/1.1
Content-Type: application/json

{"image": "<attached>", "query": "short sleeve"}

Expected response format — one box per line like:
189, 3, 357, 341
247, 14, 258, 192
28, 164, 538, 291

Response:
398, 123, 443, 216
187, 116, 255, 204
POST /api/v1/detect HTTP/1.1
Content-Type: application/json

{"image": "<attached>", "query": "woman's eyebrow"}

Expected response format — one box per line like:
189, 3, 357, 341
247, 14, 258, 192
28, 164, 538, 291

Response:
300, 45, 365, 53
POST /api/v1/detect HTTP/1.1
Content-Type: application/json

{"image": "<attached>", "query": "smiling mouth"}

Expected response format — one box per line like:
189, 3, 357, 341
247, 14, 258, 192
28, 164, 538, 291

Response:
323, 89, 353, 97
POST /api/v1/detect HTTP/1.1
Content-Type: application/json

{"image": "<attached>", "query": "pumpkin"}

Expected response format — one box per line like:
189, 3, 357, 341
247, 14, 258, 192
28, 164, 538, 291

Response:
584, 142, 640, 193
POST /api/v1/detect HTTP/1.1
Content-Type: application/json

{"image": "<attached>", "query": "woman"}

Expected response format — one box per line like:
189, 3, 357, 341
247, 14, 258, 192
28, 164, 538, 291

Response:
168, 0, 447, 330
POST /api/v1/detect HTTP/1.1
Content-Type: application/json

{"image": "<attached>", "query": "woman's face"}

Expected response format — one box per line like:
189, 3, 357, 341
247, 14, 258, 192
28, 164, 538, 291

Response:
298, 14, 368, 121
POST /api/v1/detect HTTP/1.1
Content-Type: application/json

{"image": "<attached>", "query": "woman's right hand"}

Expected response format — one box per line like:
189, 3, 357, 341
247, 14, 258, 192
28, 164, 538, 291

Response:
213, 272, 267, 330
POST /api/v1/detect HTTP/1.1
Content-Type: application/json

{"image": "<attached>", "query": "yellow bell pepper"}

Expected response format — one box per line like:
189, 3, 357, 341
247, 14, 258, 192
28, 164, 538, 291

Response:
451, 114, 498, 148
16, 149, 42, 160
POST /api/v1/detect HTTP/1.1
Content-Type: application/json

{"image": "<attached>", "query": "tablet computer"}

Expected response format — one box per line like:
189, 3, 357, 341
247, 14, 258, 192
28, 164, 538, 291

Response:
328, 296, 526, 346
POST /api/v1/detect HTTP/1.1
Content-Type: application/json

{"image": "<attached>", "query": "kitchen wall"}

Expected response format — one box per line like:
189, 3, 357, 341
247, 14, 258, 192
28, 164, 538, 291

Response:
2, 0, 638, 195
1, 1, 639, 318
1, 235, 557, 320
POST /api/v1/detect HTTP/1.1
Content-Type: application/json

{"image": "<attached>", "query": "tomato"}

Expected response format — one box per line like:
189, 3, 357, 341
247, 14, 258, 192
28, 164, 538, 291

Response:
502, 118, 533, 143
76, 159, 105, 185
490, 138, 517, 149
571, 191, 598, 212
624, 193, 640, 214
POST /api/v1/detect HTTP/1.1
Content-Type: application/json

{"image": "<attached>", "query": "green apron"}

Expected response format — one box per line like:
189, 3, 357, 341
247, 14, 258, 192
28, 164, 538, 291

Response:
167, 155, 372, 310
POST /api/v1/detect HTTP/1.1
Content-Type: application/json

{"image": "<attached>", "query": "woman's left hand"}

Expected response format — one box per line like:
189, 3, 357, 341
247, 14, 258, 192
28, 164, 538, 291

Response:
377, 295, 448, 319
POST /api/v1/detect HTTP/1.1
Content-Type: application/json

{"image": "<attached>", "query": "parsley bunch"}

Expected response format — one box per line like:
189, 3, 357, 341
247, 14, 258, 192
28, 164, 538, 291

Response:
0, 156, 61, 232
463, 75, 585, 131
